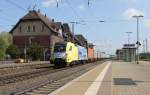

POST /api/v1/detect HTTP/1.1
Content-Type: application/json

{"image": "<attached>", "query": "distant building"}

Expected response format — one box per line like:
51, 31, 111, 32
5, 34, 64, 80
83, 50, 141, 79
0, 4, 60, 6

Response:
116, 44, 136, 62
10, 10, 64, 60
61, 23, 82, 46
62, 23, 73, 42
116, 49, 124, 60
123, 44, 136, 62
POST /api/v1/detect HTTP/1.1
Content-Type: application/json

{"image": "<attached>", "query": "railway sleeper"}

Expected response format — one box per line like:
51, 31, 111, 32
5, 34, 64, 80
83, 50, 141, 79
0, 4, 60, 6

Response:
25, 92, 45, 95
37, 88, 51, 91
32, 90, 50, 94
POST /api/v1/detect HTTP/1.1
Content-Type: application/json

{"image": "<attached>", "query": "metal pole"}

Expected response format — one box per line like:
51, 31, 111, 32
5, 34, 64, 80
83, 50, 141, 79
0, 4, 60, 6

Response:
71, 22, 74, 35
146, 38, 148, 52
136, 16, 144, 63
24, 39, 27, 63
126, 32, 132, 61
137, 17, 139, 64
133, 15, 144, 64
143, 40, 145, 53
128, 33, 130, 44
126, 32, 132, 45
97, 51, 99, 60
70, 22, 75, 43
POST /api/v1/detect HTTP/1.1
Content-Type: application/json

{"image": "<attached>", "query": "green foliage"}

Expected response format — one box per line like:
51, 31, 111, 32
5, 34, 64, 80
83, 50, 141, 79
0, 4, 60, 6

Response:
0, 32, 12, 60
6, 44, 20, 59
0, 38, 6, 60
0, 32, 12, 47
140, 53, 150, 59
27, 43, 42, 60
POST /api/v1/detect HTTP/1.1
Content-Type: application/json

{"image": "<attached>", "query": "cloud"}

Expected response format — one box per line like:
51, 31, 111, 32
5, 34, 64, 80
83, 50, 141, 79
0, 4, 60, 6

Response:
122, 8, 145, 20
41, 0, 58, 8
78, 4, 85, 11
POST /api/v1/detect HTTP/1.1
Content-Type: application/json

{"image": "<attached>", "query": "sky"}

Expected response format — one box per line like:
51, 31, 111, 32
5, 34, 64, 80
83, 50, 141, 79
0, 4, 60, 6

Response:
0, 0, 150, 55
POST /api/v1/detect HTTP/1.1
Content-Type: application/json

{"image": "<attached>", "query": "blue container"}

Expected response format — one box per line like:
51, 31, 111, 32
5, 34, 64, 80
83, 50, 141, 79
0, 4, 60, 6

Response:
77, 46, 88, 61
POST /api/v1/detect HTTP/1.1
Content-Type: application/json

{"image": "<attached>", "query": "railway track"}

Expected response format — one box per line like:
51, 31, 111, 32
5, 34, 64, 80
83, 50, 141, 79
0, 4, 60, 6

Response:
0, 63, 89, 86
0, 63, 52, 76
17, 61, 104, 95
0, 61, 105, 95
0, 68, 50, 86
0, 65, 78, 86
20, 68, 90, 95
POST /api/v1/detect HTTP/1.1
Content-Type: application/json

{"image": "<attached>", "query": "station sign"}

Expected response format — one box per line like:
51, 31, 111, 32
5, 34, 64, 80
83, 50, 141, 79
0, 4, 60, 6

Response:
123, 44, 136, 48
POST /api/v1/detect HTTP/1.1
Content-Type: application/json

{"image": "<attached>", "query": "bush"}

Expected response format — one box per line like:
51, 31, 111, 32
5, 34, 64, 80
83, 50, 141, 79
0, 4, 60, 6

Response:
0, 32, 12, 60
6, 44, 21, 59
27, 43, 42, 60
140, 53, 150, 59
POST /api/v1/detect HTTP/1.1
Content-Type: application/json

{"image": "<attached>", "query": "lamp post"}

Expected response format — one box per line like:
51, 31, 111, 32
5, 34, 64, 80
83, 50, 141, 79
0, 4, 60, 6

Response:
126, 32, 132, 45
133, 15, 144, 64
126, 32, 132, 62
70, 21, 86, 43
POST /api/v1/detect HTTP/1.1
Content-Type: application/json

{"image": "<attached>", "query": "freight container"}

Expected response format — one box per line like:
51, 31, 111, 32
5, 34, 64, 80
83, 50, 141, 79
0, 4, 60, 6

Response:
87, 46, 94, 62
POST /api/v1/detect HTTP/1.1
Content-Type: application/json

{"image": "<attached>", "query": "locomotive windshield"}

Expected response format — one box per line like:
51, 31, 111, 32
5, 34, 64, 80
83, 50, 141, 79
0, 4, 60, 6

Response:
54, 43, 66, 52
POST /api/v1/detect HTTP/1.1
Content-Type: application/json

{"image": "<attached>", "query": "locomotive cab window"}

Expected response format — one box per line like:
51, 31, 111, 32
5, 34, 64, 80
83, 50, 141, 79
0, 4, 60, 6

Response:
54, 43, 66, 52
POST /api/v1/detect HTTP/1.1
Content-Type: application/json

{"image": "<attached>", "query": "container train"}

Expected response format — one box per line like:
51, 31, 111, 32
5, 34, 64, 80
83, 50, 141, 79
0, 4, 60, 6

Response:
52, 42, 95, 68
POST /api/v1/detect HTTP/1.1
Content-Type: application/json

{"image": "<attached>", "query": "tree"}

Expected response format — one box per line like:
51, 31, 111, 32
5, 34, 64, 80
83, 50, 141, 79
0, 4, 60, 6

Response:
6, 44, 20, 59
27, 43, 42, 60
0, 32, 12, 60
0, 38, 6, 60
0, 32, 12, 47
140, 53, 150, 59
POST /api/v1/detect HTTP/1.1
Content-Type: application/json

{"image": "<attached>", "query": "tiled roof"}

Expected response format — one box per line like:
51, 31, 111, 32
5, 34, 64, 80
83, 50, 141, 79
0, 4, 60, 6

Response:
75, 34, 87, 42
10, 10, 60, 34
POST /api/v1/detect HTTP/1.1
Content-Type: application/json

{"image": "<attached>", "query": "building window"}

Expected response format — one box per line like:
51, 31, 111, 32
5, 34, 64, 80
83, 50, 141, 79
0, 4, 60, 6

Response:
33, 26, 35, 32
27, 26, 30, 32
41, 25, 44, 32
19, 26, 22, 32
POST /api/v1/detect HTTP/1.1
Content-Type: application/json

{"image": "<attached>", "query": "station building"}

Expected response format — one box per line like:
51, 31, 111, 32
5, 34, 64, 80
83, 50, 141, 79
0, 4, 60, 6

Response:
10, 10, 88, 60
116, 49, 124, 60
116, 44, 136, 62
10, 10, 65, 60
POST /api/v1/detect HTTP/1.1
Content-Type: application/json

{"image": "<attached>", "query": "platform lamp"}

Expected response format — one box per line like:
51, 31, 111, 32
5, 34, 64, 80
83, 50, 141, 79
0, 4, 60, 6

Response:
133, 15, 144, 64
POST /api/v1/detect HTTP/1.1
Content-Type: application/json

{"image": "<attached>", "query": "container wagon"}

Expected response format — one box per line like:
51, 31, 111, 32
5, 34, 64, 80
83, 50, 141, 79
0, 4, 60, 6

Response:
77, 45, 88, 64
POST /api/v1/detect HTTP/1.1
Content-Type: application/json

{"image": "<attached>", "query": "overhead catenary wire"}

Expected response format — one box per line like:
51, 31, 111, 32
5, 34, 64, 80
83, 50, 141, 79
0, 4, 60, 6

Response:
88, 0, 94, 7
64, 0, 81, 19
0, 9, 16, 22
5, 0, 27, 11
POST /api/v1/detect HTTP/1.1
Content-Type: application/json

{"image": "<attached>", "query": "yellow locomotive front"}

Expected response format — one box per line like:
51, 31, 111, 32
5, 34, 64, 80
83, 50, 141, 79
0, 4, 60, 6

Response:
53, 42, 78, 68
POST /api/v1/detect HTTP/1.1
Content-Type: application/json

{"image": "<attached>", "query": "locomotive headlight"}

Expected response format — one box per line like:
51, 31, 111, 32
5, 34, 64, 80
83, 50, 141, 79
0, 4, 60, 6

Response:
65, 53, 68, 57
62, 53, 67, 59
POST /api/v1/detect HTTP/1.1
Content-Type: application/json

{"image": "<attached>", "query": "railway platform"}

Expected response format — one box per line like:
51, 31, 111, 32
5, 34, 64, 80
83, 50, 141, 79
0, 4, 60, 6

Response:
48, 61, 150, 95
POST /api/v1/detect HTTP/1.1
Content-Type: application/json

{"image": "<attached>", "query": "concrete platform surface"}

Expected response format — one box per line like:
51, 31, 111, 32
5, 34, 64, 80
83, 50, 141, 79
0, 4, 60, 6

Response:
48, 61, 150, 95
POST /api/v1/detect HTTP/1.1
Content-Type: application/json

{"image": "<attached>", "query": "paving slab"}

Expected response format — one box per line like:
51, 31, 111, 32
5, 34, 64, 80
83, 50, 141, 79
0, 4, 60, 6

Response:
48, 61, 111, 95
47, 61, 150, 95
112, 61, 150, 95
